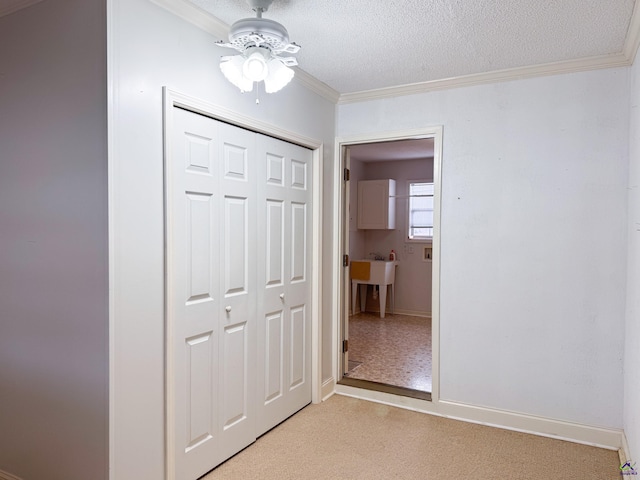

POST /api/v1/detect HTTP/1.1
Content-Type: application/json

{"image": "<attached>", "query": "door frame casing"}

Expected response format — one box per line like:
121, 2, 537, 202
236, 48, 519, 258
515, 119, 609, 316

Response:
163, 88, 324, 479
331, 126, 443, 404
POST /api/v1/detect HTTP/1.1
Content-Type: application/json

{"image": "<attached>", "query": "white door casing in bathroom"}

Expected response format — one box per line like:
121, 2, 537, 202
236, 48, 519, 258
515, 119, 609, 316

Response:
167, 106, 312, 480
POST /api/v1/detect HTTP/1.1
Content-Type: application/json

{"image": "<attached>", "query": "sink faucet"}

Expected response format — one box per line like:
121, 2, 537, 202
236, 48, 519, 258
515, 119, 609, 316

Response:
369, 252, 385, 261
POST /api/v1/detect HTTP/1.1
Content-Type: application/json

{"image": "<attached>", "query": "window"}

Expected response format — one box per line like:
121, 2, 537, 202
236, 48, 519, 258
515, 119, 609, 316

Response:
408, 181, 434, 240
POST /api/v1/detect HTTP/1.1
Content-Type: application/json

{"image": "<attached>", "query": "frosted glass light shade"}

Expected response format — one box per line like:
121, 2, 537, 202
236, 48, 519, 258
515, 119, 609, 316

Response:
220, 55, 254, 92
220, 52, 295, 94
242, 48, 269, 82
263, 58, 295, 93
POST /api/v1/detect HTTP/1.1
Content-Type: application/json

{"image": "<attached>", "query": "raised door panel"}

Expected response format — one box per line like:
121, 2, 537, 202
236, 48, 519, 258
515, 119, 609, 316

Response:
289, 305, 306, 389
264, 311, 284, 404
263, 199, 285, 406
290, 202, 307, 284
169, 108, 221, 480
185, 332, 215, 451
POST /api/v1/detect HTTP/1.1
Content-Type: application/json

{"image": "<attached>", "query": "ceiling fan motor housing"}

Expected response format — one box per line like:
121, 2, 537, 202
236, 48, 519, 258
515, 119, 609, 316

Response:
228, 17, 290, 52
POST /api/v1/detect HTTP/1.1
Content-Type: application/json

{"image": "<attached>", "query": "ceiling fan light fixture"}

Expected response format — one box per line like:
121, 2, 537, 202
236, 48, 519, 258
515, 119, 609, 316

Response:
242, 47, 270, 82
264, 58, 294, 93
220, 55, 254, 92
216, 0, 300, 95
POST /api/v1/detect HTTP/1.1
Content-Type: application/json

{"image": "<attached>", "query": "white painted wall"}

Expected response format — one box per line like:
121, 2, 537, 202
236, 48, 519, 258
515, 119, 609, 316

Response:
0, 1, 109, 479
109, 1, 336, 478
338, 68, 629, 428
625, 50, 640, 463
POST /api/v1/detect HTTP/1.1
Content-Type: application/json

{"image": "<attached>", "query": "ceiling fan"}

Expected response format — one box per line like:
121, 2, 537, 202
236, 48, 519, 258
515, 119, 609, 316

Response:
216, 0, 300, 94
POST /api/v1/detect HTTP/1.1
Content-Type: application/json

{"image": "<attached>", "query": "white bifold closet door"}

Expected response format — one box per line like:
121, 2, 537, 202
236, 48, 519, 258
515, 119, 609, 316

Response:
255, 134, 313, 436
167, 107, 312, 480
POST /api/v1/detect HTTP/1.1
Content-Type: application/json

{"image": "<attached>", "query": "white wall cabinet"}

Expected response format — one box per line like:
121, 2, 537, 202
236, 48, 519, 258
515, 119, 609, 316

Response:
357, 179, 396, 229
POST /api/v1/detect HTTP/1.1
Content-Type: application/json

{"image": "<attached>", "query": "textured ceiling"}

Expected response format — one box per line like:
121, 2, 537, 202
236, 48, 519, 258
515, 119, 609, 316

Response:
189, 0, 636, 94
2, 0, 635, 95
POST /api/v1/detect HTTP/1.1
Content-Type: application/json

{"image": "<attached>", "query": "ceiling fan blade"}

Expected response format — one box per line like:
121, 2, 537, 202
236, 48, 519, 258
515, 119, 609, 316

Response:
215, 40, 243, 52
274, 56, 298, 67
274, 42, 300, 55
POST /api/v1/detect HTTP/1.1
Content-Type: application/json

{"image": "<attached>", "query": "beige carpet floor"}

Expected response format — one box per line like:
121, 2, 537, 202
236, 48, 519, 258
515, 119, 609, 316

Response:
204, 394, 621, 479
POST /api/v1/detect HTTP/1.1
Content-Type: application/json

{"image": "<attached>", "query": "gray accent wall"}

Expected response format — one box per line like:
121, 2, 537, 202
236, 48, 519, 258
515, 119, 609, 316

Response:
0, 1, 109, 479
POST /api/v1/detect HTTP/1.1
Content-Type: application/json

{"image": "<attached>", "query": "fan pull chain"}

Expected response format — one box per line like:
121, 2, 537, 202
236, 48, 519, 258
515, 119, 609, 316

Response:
255, 82, 260, 104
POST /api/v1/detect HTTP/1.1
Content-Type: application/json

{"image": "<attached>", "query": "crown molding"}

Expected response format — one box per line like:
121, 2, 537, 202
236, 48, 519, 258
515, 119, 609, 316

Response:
152, 0, 640, 105
292, 67, 340, 103
0, 0, 43, 18
150, 0, 228, 37
337, 53, 631, 104
150, 0, 340, 104
624, 0, 640, 63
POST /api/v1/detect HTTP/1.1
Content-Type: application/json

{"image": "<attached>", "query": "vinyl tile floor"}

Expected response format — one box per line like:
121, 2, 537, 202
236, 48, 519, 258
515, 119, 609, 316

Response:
345, 312, 432, 392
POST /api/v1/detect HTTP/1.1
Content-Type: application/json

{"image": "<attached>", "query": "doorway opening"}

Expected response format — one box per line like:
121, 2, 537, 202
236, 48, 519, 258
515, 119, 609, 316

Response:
335, 129, 442, 403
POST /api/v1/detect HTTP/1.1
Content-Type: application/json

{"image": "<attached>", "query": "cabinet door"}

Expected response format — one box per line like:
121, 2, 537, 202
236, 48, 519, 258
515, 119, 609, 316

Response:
357, 179, 395, 229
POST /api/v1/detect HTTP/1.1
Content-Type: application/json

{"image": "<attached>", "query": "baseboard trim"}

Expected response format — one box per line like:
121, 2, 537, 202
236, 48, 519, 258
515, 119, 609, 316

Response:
0, 469, 23, 480
321, 377, 335, 401
438, 400, 623, 451
354, 308, 431, 318
390, 309, 431, 318
334, 385, 623, 451
620, 431, 631, 465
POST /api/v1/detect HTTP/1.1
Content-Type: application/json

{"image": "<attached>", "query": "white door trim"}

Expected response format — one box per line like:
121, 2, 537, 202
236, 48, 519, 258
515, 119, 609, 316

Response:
331, 127, 443, 403
162, 88, 324, 476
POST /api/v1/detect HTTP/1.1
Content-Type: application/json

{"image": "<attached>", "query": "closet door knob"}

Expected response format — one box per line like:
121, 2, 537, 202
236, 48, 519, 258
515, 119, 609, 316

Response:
279, 293, 285, 300
225, 306, 232, 313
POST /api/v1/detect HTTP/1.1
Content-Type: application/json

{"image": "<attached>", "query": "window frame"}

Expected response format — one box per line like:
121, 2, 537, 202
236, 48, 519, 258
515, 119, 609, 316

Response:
406, 179, 434, 244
